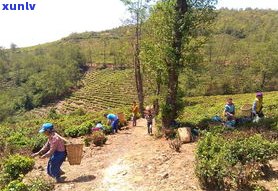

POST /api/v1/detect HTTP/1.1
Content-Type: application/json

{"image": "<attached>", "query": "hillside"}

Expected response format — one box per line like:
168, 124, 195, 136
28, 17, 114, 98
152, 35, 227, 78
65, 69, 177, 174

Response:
56, 68, 137, 114
1, 9, 278, 121
1, 6, 278, 191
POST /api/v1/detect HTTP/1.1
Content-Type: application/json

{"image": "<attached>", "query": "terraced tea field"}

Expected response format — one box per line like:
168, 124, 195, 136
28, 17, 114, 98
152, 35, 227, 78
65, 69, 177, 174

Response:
56, 69, 137, 114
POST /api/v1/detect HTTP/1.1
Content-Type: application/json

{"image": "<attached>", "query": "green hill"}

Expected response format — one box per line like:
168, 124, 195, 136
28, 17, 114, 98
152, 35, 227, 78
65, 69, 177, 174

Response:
0, 9, 278, 121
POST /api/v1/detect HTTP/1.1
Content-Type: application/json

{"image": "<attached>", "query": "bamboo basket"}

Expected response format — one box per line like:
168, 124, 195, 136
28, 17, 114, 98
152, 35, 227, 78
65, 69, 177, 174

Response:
65, 143, 83, 165
117, 112, 126, 123
240, 104, 252, 117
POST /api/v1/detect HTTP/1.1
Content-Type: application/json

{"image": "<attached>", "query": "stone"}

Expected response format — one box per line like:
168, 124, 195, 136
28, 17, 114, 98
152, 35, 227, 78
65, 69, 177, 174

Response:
177, 128, 191, 143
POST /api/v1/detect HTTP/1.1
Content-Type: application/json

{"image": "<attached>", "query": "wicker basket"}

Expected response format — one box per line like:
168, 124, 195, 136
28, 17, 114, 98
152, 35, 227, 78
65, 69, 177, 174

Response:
240, 104, 252, 117
65, 143, 83, 165
117, 112, 126, 123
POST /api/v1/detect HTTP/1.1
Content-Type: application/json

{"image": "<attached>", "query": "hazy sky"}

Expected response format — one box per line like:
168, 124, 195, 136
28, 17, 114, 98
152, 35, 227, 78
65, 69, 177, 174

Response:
0, 0, 277, 48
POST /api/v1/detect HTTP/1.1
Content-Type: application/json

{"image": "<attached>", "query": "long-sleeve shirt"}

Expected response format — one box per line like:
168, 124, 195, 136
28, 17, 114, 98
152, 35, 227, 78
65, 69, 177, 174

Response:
145, 114, 154, 123
252, 98, 263, 113
39, 133, 65, 157
224, 103, 235, 115
132, 105, 139, 114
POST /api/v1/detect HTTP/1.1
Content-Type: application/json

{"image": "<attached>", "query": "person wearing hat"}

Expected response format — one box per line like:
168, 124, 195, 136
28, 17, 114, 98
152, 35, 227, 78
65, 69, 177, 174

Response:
31, 123, 66, 183
252, 92, 264, 118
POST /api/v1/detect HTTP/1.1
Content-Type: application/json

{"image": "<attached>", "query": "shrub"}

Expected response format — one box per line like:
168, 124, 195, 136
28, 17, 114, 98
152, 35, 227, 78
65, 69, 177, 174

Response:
2, 154, 35, 180
30, 134, 47, 153
6, 132, 31, 151
195, 132, 229, 190
47, 108, 59, 119
28, 178, 54, 191
196, 132, 278, 190
64, 121, 93, 137
154, 124, 163, 139
3, 179, 28, 191
91, 131, 107, 146
83, 137, 91, 147
70, 108, 86, 116
102, 125, 113, 135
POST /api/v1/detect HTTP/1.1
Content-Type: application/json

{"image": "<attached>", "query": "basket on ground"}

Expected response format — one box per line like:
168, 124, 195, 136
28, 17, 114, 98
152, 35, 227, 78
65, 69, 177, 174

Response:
65, 143, 83, 165
117, 112, 127, 124
240, 104, 252, 117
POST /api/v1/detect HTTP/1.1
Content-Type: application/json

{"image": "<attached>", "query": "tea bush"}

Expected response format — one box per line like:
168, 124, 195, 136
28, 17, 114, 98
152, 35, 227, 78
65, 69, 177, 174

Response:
2, 179, 28, 191
102, 125, 113, 135
6, 132, 31, 150
30, 134, 47, 153
195, 132, 229, 190
28, 178, 54, 191
2, 154, 35, 180
64, 121, 93, 137
196, 132, 278, 190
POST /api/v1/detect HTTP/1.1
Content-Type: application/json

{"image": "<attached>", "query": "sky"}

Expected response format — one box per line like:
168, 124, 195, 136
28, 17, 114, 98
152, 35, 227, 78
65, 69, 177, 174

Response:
0, 0, 277, 48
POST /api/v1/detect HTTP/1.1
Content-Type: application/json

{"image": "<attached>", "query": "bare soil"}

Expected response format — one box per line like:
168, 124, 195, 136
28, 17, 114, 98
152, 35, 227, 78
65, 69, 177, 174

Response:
26, 119, 278, 191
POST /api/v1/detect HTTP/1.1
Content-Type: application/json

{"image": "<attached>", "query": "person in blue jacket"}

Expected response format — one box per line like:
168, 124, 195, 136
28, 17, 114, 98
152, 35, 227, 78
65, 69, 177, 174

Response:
223, 98, 235, 121
104, 113, 119, 133
223, 98, 236, 128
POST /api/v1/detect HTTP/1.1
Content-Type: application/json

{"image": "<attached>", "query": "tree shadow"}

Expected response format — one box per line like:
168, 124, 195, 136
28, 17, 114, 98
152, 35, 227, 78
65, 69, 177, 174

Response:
261, 165, 278, 181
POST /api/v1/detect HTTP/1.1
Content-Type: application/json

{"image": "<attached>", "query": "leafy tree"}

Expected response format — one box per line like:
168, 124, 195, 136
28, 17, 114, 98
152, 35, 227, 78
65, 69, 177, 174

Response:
120, 0, 152, 117
142, 0, 217, 128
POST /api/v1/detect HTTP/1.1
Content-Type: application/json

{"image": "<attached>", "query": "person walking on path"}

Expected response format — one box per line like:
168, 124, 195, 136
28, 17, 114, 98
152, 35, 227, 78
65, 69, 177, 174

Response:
132, 101, 139, 126
104, 113, 119, 134
145, 109, 154, 135
31, 123, 67, 183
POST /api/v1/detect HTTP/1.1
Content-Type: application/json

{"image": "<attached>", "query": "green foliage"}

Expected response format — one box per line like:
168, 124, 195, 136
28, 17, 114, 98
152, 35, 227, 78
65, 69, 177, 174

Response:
102, 125, 113, 135
64, 121, 93, 137
179, 91, 278, 126
0, 43, 86, 121
69, 108, 86, 116
2, 154, 34, 180
6, 132, 30, 149
196, 132, 278, 190
228, 134, 278, 165
47, 108, 59, 119
2, 179, 28, 191
195, 132, 228, 189
30, 134, 47, 153
28, 178, 54, 191
83, 137, 91, 147
91, 131, 107, 146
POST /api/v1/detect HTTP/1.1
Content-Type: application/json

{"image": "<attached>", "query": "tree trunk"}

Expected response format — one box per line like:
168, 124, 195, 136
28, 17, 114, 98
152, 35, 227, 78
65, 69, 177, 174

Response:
260, 71, 266, 90
162, 0, 188, 128
153, 71, 161, 115
134, 8, 144, 118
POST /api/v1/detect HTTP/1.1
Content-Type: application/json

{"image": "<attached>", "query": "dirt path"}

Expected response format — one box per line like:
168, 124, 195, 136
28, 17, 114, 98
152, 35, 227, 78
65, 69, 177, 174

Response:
28, 119, 201, 191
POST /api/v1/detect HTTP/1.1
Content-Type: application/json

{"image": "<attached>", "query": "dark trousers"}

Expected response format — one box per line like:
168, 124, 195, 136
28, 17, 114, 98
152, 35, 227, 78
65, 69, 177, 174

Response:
112, 119, 119, 133
147, 122, 152, 134
47, 151, 66, 179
